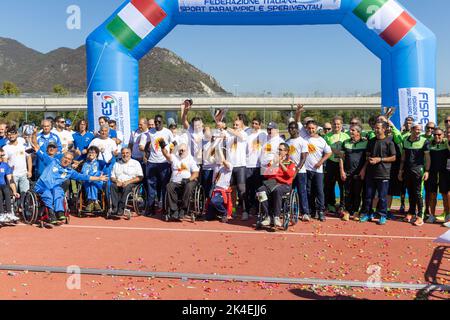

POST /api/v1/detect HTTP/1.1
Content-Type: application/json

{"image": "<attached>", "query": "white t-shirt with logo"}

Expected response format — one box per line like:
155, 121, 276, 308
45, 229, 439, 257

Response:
246, 130, 267, 168
212, 163, 233, 190
169, 155, 199, 183
89, 138, 118, 164
111, 159, 144, 183
260, 135, 285, 167
304, 136, 331, 173
226, 130, 247, 168
52, 129, 74, 152
141, 128, 174, 164
3, 139, 29, 176
286, 136, 309, 174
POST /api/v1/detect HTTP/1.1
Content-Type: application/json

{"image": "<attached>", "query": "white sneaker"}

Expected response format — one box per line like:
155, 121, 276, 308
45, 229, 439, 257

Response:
241, 212, 249, 221
261, 216, 271, 226
0, 214, 6, 223
302, 214, 311, 222
274, 217, 282, 227
444, 221, 450, 228
426, 215, 436, 224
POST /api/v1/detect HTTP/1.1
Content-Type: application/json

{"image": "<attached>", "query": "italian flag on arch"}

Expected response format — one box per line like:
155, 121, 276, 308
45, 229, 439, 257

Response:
107, 0, 167, 50
353, 0, 417, 47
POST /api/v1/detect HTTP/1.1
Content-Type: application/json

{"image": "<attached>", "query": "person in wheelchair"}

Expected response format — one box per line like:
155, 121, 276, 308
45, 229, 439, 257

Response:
257, 143, 297, 228
81, 146, 107, 213
110, 148, 144, 217
0, 148, 20, 223
161, 141, 199, 221
34, 151, 108, 224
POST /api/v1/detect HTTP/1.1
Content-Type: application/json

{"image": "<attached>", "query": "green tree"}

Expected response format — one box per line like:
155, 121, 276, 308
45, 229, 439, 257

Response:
53, 84, 70, 96
0, 81, 21, 96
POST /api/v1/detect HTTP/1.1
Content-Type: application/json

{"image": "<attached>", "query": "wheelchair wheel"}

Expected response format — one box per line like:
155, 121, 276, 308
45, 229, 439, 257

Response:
132, 184, 147, 216
22, 190, 38, 225
191, 184, 205, 222
290, 190, 300, 225
282, 196, 290, 231
64, 195, 71, 225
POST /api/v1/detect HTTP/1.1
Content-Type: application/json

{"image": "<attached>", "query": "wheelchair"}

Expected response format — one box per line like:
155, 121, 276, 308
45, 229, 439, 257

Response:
22, 189, 71, 228
164, 182, 205, 222
106, 183, 147, 220
256, 187, 300, 231
73, 181, 108, 217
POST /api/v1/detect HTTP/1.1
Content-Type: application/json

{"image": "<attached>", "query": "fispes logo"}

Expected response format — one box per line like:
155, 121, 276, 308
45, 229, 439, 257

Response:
98, 93, 117, 117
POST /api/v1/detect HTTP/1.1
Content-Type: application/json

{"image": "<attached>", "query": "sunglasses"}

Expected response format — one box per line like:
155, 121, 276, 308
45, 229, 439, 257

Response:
435, 133, 443, 136
350, 122, 359, 125
445, 120, 450, 123
323, 128, 332, 130
278, 149, 286, 152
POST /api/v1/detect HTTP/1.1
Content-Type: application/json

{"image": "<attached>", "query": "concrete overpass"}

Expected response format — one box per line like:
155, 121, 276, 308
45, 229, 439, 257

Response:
0, 96, 450, 112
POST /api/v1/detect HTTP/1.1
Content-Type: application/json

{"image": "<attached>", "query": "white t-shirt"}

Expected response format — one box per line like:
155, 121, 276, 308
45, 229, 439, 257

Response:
89, 138, 118, 164
52, 129, 74, 152
169, 155, 199, 183
141, 128, 174, 164
226, 130, 247, 168
111, 159, 144, 183
129, 129, 149, 160
3, 139, 29, 176
304, 136, 331, 173
286, 136, 309, 174
188, 127, 204, 165
260, 135, 285, 167
246, 130, 267, 168
212, 163, 233, 190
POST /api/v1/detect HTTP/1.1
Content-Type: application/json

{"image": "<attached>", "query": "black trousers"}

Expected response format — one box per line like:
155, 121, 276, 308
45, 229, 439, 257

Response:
245, 167, 263, 212
231, 166, 247, 211
324, 160, 344, 209
110, 183, 137, 213
257, 183, 290, 219
404, 169, 424, 217
343, 174, 363, 214
166, 180, 197, 213
0, 185, 11, 213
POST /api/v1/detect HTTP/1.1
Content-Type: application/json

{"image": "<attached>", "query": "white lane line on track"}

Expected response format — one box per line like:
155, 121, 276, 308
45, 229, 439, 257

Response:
32, 224, 438, 240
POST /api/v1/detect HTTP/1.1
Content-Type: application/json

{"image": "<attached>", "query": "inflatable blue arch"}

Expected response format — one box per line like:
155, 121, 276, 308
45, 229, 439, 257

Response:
87, 0, 436, 141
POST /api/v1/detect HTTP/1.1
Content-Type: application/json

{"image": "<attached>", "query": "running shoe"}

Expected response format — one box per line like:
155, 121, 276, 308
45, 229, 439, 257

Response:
378, 216, 387, 225
359, 214, 370, 223
302, 214, 311, 222
274, 217, 282, 227
387, 211, 395, 220
241, 211, 249, 221
443, 221, 450, 228
93, 201, 102, 211
403, 214, 413, 223
426, 215, 436, 224
353, 212, 360, 221
261, 216, 271, 226
7, 213, 19, 222
414, 217, 424, 227
319, 212, 326, 222
85, 202, 94, 212
341, 211, 350, 222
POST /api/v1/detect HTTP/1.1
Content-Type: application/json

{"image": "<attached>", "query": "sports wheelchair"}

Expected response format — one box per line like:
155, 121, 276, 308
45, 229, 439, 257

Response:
164, 182, 206, 222
256, 187, 300, 231
106, 182, 148, 220
22, 189, 71, 228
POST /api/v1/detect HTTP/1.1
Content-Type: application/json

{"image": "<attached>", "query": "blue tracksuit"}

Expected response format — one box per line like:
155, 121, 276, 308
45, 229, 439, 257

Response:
35, 158, 91, 212
37, 132, 62, 152
81, 159, 104, 201
73, 131, 95, 161
36, 150, 63, 178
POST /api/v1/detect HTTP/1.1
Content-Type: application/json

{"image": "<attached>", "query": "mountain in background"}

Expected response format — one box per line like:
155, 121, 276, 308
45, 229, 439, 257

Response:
0, 37, 227, 95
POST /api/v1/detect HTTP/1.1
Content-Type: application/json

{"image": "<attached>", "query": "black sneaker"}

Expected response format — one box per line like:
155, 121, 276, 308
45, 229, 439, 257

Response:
179, 209, 185, 220
314, 212, 319, 220
319, 212, 326, 222
47, 210, 58, 224
220, 215, 228, 223
117, 210, 124, 217
56, 212, 66, 221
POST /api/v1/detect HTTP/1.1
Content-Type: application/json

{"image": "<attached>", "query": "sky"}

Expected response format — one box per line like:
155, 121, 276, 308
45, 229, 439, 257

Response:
0, 0, 449, 95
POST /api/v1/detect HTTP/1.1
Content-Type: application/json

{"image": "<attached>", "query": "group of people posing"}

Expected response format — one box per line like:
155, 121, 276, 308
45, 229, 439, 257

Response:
0, 101, 449, 229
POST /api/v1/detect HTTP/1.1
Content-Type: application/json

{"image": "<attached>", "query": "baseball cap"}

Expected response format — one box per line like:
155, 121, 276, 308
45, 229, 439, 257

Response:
267, 122, 278, 130
65, 119, 72, 126
47, 142, 58, 148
